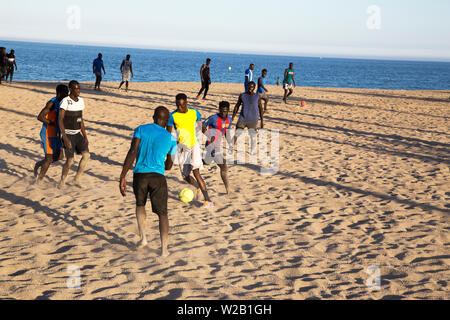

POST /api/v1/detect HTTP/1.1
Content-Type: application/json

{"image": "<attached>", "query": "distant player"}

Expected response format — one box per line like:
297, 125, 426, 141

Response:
6, 49, 18, 83
58, 81, 90, 188
93, 53, 106, 91
197, 58, 211, 100
257, 69, 269, 114
120, 107, 177, 256
283, 62, 295, 103
202, 101, 233, 194
34, 84, 69, 183
244, 64, 255, 92
118, 54, 133, 92
167, 94, 214, 209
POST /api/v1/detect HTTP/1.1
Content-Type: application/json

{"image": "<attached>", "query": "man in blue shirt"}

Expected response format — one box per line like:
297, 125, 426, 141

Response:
257, 69, 269, 114
93, 53, 106, 91
244, 64, 255, 92
120, 107, 177, 256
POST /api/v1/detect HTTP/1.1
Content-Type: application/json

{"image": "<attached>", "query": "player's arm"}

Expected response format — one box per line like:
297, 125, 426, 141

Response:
259, 98, 264, 129
200, 65, 205, 82
37, 101, 54, 125
102, 63, 106, 74
119, 138, 140, 197
81, 118, 89, 146
92, 61, 96, 74
232, 94, 243, 122
120, 60, 124, 72
58, 109, 71, 150
130, 63, 134, 78
284, 69, 288, 82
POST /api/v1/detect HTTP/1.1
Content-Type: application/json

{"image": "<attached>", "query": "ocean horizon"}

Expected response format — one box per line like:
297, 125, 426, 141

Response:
2, 40, 450, 91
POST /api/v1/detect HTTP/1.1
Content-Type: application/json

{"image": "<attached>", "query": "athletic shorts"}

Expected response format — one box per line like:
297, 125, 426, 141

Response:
258, 92, 269, 100
63, 133, 89, 158
40, 130, 62, 156
122, 72, 131, 82
236, 121, 258, 130
283, 83, 294, 90
203, 144, 227, 166
133, 173, 168, 215
177, 143, 204, 179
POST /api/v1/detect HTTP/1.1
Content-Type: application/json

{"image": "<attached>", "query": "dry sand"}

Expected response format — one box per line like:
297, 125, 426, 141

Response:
0, 81, 448, 300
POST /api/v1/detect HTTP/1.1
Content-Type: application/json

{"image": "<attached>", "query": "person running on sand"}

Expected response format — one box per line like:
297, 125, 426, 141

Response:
283, 62, 296, 103
58, 81, 90, 188
197, 58, 211, 100
93, 53, 106, 91
120, 107, 177, 256
168, 94, 214, 209
257, 69, 269, 114
202, 101, 233, 194
118, 54, 133, 92
34, 84, 69, 183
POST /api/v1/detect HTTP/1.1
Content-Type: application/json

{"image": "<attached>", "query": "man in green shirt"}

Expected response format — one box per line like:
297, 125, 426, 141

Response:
283, 63, 296, 104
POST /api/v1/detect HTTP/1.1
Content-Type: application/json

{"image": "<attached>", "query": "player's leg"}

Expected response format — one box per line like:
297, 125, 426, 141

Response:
149, 174, 169, 256
218, 163, 230, 194
133, 174, 149, 248
73, 134, 90, 187
59, 156, 74, 188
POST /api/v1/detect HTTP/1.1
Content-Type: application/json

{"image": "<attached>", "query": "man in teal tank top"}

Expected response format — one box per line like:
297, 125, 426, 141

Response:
283, 63, 296, 104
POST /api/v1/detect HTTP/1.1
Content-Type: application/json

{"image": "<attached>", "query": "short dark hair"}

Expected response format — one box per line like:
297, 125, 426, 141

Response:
56, 84, 69, 96
206, 58, 211, 62
176, 93, 187, 101
248, 81, 256, 86
219, 101, 230, 109
262, 69, 267, 73
68, 80, 79, 89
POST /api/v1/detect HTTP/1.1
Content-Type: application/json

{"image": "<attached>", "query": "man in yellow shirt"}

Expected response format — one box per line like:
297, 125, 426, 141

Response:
168, 94, 214, 209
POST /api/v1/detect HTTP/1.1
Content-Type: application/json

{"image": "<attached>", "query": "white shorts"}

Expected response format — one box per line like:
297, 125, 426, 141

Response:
283, 83, 294, 90
177, 143, 204, 179
122, 72, 131, 82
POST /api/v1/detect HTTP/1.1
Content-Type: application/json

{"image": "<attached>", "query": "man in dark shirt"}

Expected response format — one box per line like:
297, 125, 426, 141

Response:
197, 58, 211, 100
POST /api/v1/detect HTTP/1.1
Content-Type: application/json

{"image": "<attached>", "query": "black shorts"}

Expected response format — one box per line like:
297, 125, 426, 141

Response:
63, 133, 89, 158
133, 173, 168, 216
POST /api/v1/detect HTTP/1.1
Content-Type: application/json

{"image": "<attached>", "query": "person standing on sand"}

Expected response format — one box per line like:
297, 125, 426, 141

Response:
283, 62, 296, 103
232, 81, 264, 153
58, 81, 90, 188
197, 58, 211, 100
93, 53, 106, 91
0, 47, 7, 84
34, 84, 69, 183
120, 107, 177, 256
202, 101, 233, 194
244, 64, 255, 92
258, 69, 269, 114
118, 54, 133, 92
6, 49, 18, 83
168, 94, 214, 209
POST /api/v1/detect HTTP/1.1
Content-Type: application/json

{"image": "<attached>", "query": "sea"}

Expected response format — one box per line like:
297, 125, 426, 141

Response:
1, 40, 450, 90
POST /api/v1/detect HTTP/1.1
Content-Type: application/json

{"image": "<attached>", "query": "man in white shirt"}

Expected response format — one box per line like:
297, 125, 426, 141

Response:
118, 54, 134, 92
58, 80, 90, 188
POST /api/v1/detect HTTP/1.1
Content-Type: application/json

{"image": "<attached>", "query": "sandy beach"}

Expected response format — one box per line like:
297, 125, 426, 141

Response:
0, 81, 448, 300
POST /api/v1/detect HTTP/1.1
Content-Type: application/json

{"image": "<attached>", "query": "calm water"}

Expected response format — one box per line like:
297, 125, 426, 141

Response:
2, 40, 450, 90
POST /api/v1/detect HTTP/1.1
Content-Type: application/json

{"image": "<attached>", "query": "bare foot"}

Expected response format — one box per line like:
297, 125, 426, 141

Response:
58, 182, 66, 189
136, 239, 148, 249
33, 163, 41, 178
161, 248, 170, 257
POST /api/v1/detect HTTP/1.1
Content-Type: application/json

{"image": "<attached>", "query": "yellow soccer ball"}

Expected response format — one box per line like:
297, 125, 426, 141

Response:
180, 188, 194, 203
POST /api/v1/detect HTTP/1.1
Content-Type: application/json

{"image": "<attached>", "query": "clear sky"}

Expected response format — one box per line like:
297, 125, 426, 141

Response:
1, 0, 449, 60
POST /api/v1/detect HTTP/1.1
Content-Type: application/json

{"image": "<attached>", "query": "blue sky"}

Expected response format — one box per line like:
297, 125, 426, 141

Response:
1, 0, 449, 60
